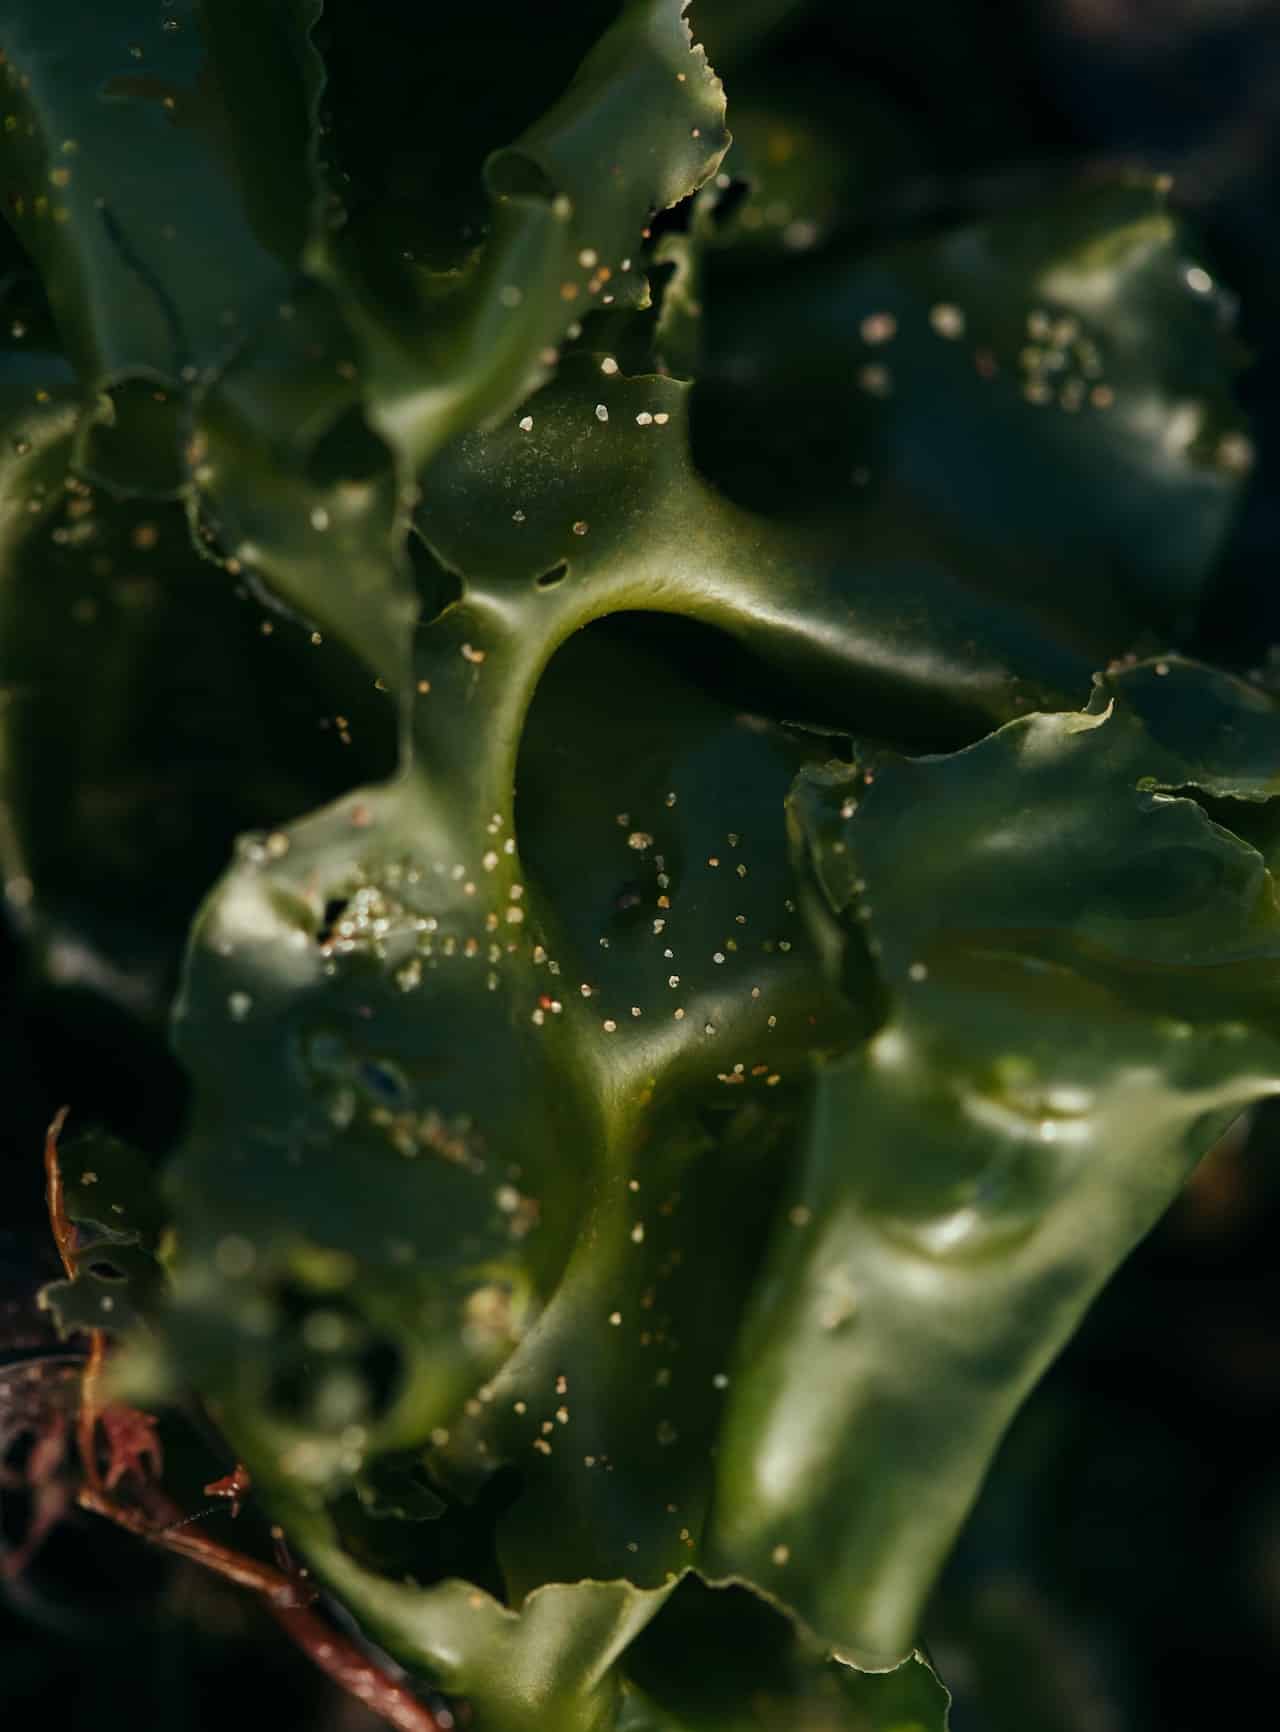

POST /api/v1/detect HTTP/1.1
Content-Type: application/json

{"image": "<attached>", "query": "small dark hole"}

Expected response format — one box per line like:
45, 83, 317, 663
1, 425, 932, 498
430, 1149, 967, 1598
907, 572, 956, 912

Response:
358, 1060, 407, 1104
535, 560, 568, 590
408, 529, 464, 622
316, 896, 349, 945
357, 1341, 403, 1422
304, 406, 390, 489
486, 149, 557, 202
86, 1262, 126, 1283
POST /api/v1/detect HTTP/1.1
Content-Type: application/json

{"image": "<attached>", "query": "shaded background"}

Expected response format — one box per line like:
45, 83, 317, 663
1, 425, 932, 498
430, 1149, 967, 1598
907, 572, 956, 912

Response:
5, 0, 1280, 1725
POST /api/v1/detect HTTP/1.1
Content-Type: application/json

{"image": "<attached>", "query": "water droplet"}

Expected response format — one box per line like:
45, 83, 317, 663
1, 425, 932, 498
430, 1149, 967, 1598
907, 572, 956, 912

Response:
1218, 431, 1254, 474
930, 302, 965, 339
783, 218, 819, 251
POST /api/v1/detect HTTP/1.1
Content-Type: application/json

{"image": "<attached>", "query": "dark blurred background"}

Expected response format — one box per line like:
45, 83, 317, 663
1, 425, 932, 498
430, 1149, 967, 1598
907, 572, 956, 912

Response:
6, 1, 1280, 1726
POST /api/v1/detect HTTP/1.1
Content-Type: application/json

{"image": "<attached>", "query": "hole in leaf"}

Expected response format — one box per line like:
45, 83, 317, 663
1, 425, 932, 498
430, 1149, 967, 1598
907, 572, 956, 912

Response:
86, 1261, 126, 1283
408, 529, 464, 623
76, 378, 186, 498
316, 896, 350, 945
411, 1460, 524, 1601
356, 1341, 403, 1421
525, 611, 842, 738
486, 149, 557, 203
534, 560, 568, 590
316, 0, 615, 246
1167, 787, 1280, 860
356, 1455, 447, 1522
336, 1459, 522, 1603
357, 1059, 408, 1105
625, 1575, 825, 1717
304, 406, 390, 490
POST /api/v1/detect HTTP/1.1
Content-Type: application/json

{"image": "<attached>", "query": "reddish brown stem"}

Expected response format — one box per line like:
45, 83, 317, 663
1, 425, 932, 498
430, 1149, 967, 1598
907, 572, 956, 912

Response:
269, 1603, 455, 1732
77, 1488, 453, 1730
47, 1112, 456, 1731
43, 1106, 75, 1280
75, 1330, 107, 1491
76, 1484, 312, 1607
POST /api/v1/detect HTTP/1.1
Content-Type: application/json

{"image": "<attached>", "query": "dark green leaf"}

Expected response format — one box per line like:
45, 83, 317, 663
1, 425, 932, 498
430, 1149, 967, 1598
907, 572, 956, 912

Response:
695, 177, 1249, 638
0, 0, 317, 394
619, 1576, 950, 1731
40, 1127, 166, 1338
304, 0, 730, 473
0, 283, 395, 1022
704, 660, 1280, 1665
